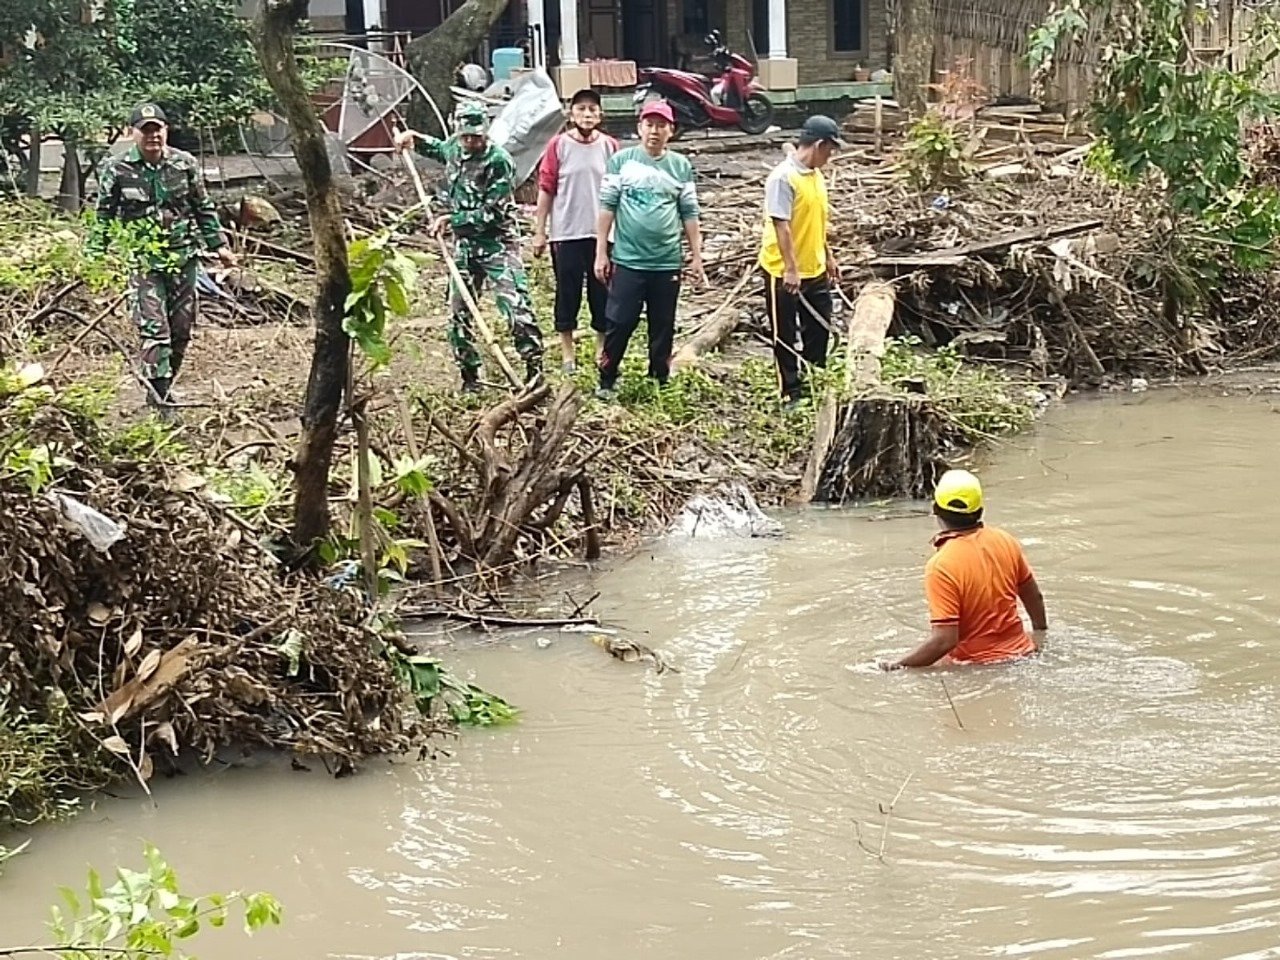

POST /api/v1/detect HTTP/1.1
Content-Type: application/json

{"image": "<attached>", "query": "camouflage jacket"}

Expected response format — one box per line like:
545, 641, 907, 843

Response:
91, 146, 224, 269
416, 136, 519, 243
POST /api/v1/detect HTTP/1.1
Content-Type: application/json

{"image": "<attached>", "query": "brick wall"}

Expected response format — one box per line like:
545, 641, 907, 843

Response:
723, 0, 889, 85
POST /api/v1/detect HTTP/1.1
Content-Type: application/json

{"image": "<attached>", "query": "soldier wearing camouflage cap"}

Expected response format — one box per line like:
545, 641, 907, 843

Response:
90, 103, 236, 417
395, 102, 544, 390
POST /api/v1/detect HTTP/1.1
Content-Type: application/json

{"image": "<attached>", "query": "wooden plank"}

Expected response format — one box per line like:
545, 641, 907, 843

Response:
844, 280, 897, 392
869, 218, 1104, 267
986, 43, 1001, 95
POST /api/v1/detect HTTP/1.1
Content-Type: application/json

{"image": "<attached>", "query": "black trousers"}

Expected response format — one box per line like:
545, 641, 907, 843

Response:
764, 271, 833, 400
599, 264, 681, 388
550, 238, 608, 333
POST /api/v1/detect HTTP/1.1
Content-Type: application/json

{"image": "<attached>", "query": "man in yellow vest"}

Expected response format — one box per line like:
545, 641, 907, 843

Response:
758, 115, 844, 410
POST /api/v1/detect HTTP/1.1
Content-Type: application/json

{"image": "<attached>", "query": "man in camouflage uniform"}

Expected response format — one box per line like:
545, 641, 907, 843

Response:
90, 103, 235, 415
394, 102, 544, 391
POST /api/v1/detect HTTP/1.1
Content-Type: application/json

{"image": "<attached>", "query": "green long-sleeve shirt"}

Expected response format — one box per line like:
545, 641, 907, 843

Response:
92, 145, 224, 270
415, 135, 519, 243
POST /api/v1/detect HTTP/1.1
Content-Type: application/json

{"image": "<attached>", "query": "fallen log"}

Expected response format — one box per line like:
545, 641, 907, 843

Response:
671, 265, 755, 369
802, 279, 949, 503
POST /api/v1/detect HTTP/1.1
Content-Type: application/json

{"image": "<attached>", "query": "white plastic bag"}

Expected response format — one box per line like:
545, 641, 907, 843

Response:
50, 493, 126, 553
669, 483, 784, 539
488, 69, 566, 186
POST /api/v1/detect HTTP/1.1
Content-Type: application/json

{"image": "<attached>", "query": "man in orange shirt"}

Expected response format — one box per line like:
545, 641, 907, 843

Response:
882, 469, 1047, 670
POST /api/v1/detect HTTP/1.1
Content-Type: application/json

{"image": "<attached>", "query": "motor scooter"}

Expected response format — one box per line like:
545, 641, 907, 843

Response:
633, 31, 774, 135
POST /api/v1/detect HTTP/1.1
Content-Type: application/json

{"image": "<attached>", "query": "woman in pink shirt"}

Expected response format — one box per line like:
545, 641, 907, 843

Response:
531, 88, 619, 373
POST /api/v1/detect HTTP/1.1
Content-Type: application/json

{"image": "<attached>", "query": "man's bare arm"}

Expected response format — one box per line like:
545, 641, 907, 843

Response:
885, 623, 960, 670
1017, 575, 1048, 631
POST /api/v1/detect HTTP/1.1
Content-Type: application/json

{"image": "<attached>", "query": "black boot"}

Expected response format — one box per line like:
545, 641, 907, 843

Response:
460, 368, 482, 395
147, 377, 175, 422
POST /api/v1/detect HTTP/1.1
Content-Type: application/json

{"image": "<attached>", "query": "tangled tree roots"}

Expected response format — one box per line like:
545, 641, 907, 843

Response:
814, 396, 949, 503
430, 382, 600, 573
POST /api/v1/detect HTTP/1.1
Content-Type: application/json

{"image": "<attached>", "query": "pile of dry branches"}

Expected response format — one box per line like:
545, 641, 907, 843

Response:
0, 392, 436, 803
686, 144, 1280, 383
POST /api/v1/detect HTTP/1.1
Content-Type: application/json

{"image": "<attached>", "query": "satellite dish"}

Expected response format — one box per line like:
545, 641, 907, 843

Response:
239, 39, 440, 184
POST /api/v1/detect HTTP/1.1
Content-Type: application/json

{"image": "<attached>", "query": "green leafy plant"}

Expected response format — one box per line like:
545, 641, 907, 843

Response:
0, 202, 124, 294
1, 696, 114, 853
388, 650, 520, 728
206, 462, 288, 524
2, 442, 72, 495
1030, 0, 1280, 308
897, 112, 979, 191
896, 60, 986, 191
879, 337, 1036, 439
30, 845, 282, 958
1027, 0, 1089, 96
344, 231, 426, 369
104, 417, 186, 460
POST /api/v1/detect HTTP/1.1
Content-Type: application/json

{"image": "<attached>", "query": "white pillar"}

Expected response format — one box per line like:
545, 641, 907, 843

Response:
559, 0, 580, 66
767, 0, 787, 59
527, 0, 547, 70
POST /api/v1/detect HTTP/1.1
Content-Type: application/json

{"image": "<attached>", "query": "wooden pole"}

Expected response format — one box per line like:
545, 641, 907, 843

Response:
874, 94, 884, 156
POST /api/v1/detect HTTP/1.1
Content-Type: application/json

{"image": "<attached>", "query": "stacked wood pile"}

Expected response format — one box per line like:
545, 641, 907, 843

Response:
683, 133, 1280, 388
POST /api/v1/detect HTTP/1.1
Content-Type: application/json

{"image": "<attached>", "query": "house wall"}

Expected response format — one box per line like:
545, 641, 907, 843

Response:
929, 0, 1246, 113
719, 0, 888, 85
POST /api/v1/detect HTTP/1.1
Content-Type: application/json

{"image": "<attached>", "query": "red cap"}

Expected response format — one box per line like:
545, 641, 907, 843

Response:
639, 99, 675, 124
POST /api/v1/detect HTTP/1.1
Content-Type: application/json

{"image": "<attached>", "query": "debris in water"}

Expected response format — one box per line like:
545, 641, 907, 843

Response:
590, 634, 679, 675
670, 482, 783, 539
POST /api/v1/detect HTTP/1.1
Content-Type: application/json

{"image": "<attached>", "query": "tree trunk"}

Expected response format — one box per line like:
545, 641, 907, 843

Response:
894, 0, 935, 117
256, 0, 353, 553
25, 126, 42, 198
404, 0, 513, 136
56, 139, 81, 213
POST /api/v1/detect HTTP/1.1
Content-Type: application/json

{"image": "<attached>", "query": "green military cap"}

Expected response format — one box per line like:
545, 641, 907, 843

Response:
453, 102, 489, 136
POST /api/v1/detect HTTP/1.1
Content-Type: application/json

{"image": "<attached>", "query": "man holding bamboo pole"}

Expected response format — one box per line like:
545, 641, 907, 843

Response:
395, 103, 544, 392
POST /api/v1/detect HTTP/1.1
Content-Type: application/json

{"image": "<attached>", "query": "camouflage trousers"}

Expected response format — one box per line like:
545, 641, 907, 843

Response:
130, 260, 198, 380
448, 238, 543, 375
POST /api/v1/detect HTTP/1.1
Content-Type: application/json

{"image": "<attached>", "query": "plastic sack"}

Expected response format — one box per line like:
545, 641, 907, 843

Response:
488, 69, 566, 186
50, 492, 126, 553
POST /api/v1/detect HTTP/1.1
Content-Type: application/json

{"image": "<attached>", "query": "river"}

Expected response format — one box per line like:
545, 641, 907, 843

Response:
3, 385, 1280, 958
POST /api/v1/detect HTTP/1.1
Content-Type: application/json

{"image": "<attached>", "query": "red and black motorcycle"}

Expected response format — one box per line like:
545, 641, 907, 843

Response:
633, 31, 775, 136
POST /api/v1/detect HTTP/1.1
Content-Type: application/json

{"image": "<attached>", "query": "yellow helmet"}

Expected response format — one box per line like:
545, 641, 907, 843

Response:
934, 469, 983, 514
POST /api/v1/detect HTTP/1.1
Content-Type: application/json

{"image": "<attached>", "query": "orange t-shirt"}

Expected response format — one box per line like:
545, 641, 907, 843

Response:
924, 524, 1037, 664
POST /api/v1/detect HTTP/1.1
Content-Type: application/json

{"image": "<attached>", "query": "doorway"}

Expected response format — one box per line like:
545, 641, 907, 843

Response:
622, 0, 665, 66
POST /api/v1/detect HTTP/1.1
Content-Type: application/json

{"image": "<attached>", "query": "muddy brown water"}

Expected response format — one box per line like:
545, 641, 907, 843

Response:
4, 386, 1280, 958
